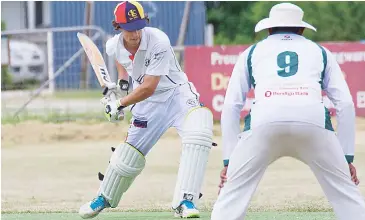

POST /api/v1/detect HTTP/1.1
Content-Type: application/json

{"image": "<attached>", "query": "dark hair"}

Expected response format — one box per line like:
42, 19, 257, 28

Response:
270, 27, 304, 34
112, 14, 150, 30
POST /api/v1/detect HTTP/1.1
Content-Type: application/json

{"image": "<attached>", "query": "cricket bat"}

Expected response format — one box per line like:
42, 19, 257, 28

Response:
77, 32, 123, 120
76, 32, 115, 100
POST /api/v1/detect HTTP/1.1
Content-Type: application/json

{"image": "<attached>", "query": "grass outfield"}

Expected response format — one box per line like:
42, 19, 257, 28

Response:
53, 90, 101, 99
1, 212, 335, 220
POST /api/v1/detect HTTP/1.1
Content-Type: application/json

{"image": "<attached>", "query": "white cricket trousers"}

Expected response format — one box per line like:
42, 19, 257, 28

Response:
125, 82, 200, 156
211, 122, 365, 220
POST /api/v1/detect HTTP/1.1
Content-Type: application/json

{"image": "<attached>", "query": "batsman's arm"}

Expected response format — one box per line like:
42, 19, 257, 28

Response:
322, 47, 356, 164
106, 35, 130, 92
221, 48, 251, 167
116, 60, 128, 81
118, 42, 171, 107
118, 75, 160, 107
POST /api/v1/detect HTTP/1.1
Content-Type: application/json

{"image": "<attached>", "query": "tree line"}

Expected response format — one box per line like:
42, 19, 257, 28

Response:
206, 2, 365, 45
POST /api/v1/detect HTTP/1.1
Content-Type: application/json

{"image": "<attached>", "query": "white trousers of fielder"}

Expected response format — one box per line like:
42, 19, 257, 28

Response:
211, 122, 365, 220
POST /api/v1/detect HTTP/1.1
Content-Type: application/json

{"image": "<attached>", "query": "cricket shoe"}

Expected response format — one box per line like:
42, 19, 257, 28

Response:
79, 195, 110, 219
174, 200, 200, 218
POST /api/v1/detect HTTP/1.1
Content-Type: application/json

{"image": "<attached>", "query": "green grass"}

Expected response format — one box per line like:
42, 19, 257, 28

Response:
1, 111, 105, 124
1, 110, 133, 125
1, 212, 335, 220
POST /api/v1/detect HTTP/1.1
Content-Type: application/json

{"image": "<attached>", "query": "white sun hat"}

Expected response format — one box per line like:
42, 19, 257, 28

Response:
254, 3, 316, 33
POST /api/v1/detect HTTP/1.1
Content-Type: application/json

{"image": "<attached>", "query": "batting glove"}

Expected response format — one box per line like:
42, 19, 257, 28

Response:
103, 79, 129, 99
104, 99, 125, 122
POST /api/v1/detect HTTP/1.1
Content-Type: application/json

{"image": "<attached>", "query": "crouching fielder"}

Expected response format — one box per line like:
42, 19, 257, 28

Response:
211, 3, 365, 220
79, 1, 213, 219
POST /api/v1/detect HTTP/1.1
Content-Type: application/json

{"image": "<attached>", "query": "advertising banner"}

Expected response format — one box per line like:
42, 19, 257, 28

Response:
185, 43, 365, 119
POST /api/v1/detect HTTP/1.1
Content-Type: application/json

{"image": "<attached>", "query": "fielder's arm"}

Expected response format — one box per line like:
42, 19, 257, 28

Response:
221, 48, 251, 167
322, 47, 356, 164
118, 42, 171, 107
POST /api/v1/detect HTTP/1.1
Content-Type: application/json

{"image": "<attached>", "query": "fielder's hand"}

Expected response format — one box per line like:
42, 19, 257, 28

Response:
218, 166, 228, 195
103, 99, 125, 122
349, 163, 360, 185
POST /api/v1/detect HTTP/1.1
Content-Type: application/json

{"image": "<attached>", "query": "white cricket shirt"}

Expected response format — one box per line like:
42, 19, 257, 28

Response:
222, 33, 355, 165
106, 27, 188, 102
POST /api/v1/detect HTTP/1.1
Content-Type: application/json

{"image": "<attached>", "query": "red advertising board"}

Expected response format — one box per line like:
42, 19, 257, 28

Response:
185, 43, 365, 120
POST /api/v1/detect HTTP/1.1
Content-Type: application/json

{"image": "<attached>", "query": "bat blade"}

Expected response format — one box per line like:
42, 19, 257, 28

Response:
77, 32, 122, 120
77, 32, 111, 88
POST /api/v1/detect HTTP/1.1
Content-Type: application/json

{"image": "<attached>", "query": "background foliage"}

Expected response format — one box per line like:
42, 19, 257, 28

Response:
206, 2, 365, 45
1, 20, 13, 90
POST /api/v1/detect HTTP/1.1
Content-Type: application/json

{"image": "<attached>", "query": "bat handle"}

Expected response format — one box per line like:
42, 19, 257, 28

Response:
109, 92, 117, 102
109, 92, 124, 121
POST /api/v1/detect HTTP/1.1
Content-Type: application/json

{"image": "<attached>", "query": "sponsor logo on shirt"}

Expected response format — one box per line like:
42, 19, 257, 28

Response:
145, 58, 150, 67
186, 98, 199, 107
282, 35, 292, 41
264, 86, 310, 97
265, 90, 309, 97
153, 50, 167, 60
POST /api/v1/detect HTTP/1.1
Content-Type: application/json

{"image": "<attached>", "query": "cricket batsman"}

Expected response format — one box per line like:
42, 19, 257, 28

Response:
79, 1, 213, 218
211, 3, 365, 220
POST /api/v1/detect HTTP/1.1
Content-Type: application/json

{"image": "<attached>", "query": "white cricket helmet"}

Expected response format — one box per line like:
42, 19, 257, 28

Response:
254, 3, 316, 32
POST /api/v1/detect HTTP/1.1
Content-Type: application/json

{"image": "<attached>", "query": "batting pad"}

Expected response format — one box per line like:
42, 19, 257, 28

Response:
172, 107, 213, 209
99, 143, 145, 208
